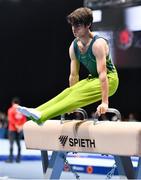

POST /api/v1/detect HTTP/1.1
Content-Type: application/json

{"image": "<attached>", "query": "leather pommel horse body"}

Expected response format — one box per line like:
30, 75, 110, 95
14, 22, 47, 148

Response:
23, 109, 141, 179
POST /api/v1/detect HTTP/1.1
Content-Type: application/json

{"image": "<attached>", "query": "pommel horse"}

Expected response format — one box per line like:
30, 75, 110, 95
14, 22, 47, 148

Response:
23, 108, 141, 179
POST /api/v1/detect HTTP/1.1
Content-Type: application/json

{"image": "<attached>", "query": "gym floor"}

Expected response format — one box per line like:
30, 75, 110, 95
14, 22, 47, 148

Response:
0, 162, 122, 180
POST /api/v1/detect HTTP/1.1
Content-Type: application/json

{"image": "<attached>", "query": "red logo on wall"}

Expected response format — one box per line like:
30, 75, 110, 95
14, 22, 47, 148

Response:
117, 29, 133, 50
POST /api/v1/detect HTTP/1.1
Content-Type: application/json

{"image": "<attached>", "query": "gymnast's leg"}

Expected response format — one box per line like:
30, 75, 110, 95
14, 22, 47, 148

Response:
39, 72, 118, 123
17, 79, 87, 120
18, 72, 118, 124
36, 79, 87, 111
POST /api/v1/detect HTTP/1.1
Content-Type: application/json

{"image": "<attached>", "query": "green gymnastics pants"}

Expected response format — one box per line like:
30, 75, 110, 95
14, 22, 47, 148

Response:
36, 71, 119, 123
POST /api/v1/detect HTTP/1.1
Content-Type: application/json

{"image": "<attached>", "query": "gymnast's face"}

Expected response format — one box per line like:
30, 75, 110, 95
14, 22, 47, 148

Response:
71, 24, 89, 38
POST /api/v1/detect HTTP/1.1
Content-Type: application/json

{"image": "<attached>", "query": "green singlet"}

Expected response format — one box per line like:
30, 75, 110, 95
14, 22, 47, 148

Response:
73, 35, 116, 77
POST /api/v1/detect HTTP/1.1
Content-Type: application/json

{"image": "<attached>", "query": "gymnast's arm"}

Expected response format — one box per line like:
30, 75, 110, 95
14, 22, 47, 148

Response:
69, 42, 80, 87
92, 38, 109, 115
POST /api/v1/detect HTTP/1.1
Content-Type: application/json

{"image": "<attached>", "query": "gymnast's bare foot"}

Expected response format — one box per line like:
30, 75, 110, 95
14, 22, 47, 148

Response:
17, 106, 41, 120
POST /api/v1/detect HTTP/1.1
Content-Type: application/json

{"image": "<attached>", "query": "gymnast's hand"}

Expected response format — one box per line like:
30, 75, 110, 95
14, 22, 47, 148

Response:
97, 103, 108, 116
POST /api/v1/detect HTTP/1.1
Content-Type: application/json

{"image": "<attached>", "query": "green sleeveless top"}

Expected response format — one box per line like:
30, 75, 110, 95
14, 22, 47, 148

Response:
73, 35, 116, 78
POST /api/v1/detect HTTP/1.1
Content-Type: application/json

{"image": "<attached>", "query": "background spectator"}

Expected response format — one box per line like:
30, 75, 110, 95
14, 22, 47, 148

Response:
5, 97, 27, 163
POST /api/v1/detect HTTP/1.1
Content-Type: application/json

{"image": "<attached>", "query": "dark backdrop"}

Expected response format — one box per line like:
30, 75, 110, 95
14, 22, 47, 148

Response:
0, 0, 83, 110
0, 0, 140, 118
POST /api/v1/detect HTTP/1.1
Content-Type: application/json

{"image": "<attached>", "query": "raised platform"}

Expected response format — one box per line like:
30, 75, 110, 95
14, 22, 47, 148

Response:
23, 109, 141, 179
24, 120, 141, 156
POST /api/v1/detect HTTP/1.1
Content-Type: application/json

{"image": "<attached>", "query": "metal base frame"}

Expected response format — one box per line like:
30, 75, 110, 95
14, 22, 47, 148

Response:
41, 150, 141, 179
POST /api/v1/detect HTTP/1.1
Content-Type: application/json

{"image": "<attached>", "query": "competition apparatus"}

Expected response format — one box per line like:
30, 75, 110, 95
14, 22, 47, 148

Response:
23, 108, 141, 179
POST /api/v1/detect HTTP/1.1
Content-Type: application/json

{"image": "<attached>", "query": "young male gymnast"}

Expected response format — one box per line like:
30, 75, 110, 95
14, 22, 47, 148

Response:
18, 7, 119, 124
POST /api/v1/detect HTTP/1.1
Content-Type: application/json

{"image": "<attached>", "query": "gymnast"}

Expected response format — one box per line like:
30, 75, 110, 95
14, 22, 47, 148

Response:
18, 7, 119, 124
